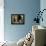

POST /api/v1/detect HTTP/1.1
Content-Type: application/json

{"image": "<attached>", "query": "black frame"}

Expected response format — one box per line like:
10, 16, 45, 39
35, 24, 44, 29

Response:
11, 14, 25, 24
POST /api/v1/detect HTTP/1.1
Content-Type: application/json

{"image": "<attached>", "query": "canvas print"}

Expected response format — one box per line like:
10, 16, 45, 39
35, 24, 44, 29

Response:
11, 14, 25, 24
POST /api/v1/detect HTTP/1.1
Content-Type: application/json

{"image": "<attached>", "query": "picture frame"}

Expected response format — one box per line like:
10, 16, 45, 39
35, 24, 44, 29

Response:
11, 14, 25, 24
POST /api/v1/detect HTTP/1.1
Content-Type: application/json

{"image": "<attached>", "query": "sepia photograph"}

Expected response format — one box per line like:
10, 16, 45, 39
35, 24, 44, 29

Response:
11, 14, 25, 24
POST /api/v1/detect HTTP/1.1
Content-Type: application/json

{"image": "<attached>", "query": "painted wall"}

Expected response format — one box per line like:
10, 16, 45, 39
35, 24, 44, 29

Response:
4, 0, 40, 42
40, 0, 46, 27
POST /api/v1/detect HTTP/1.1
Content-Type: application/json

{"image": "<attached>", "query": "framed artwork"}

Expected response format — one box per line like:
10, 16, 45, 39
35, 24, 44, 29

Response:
11, 14, 25, 24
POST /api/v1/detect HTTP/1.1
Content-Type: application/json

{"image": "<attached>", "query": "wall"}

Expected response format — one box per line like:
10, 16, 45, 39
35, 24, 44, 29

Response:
4, 0, 40, 42
40, 0, 46, 27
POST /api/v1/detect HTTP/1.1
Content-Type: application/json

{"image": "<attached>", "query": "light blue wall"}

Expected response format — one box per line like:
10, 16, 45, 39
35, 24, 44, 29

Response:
4, 0, 40, 42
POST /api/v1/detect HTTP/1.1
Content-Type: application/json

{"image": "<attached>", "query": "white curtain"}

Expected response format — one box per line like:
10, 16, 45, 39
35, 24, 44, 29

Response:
0, 0, 4, 42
